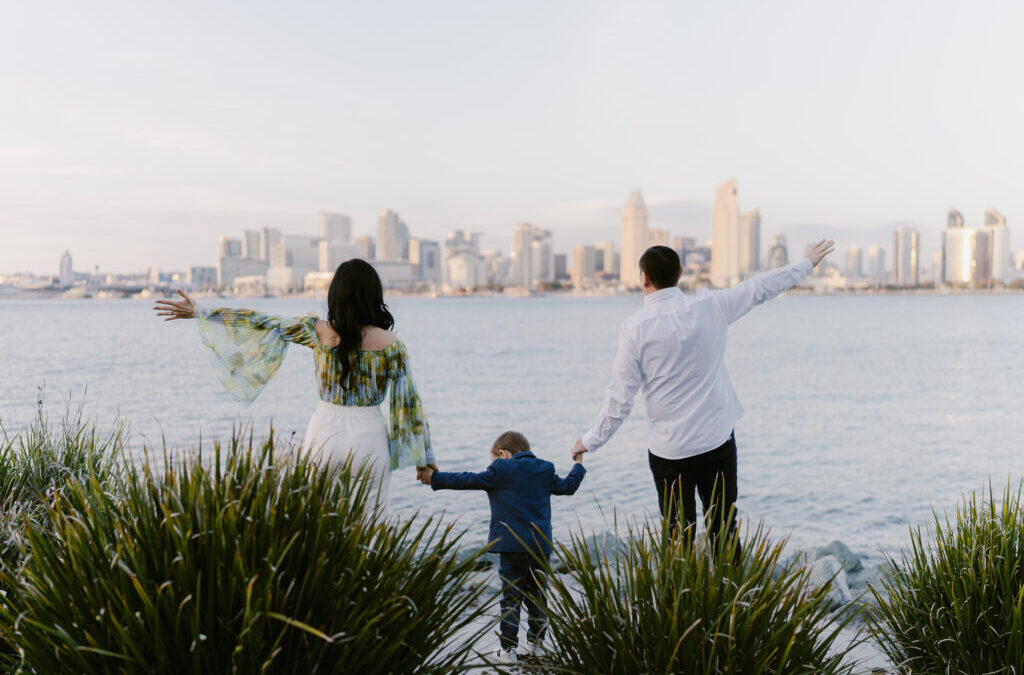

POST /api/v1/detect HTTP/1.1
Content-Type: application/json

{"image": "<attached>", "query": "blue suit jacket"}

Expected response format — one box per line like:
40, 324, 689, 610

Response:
431, 451, 586, 556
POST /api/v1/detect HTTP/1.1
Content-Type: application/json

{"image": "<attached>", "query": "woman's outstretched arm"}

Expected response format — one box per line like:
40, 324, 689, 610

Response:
153, 289, 318, 404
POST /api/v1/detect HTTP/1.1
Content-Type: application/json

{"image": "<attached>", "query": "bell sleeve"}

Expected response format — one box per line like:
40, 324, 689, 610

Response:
387, 341, 434, 470
195, 308, 319, 405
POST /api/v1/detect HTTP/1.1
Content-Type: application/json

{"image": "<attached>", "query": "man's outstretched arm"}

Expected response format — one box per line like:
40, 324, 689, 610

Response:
713, 239, 835, 324
572, 324, 642, 459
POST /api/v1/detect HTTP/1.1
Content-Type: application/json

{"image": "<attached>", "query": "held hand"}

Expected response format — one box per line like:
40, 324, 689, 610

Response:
570, 438, 588, 463
806, 239, 836, 268
417, 463, 439, 486
153, 289, 197, 321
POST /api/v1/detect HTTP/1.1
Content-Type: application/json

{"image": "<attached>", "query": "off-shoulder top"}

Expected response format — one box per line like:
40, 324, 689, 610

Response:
195, 307, 433, 470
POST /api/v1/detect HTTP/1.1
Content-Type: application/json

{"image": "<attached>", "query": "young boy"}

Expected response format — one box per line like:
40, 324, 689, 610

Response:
421, 431, 586, 665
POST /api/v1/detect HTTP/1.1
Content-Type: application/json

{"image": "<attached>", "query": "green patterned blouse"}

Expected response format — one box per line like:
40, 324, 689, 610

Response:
196, 307, 433, 470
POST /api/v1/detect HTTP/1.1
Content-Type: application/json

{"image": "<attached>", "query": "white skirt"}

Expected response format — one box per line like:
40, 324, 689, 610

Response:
303, 400, 392, 512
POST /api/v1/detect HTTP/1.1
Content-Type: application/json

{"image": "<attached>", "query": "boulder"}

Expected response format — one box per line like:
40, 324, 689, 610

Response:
805, 554, 853, 610
821, 540, 863, 574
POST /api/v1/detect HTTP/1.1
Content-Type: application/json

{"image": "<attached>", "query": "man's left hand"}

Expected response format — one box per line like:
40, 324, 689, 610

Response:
570, 438, 588, 463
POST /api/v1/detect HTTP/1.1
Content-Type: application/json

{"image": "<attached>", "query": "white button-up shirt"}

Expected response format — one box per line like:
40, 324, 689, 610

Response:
581, 259, 814, 460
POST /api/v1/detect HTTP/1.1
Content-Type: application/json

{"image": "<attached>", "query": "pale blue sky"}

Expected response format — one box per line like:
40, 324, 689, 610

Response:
2, 0, 1022, 273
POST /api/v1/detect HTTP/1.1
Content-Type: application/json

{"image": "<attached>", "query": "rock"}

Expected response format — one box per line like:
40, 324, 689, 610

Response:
805, 554, 853, 610
821, 540, 863, 574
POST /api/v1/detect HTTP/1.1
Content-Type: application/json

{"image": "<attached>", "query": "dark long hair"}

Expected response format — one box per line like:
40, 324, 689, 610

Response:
327, 259, 395, 383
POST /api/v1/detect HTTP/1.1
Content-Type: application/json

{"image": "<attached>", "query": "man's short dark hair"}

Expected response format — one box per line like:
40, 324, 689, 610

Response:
492, 430, 530, 455
639, 246, 682, 289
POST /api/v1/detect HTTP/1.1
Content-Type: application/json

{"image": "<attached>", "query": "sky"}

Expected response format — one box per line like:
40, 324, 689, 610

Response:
2, 0, 1023, 274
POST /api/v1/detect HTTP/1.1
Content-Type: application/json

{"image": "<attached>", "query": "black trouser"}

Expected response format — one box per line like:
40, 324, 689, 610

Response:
497, 552, 547, 650
648, 432, 740, 553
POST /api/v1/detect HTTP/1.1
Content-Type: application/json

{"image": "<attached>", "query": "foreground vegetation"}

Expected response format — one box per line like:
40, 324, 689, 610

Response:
869, 482, 1024, 673
535, 516, 859, 675
0, 409, 491, 674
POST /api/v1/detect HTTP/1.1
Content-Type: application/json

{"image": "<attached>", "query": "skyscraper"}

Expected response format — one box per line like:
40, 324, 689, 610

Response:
242, 230, 261, 260
620, 190, 648, 287
513, 222, 535, 289
738, 209, 761, 277
378, 210, 409, 261
318, 212, 352, 243
572, 245, 596, 285
354, 236, 375, 261
711, 179, 740, 287
409, 238, 442, 283
984, 208, 1010, 285
595, 241, 617, 276
866, 245, 886, 284
59, 250, 73, 288
845, 246, 863, 278
893, 227, 920, 287
259, 228, 282, 262
948, 209, 965, 229
219, 236, 242, 259
768, 235, 789, 270
531, 229, 554, 284
970, 229, 991, 286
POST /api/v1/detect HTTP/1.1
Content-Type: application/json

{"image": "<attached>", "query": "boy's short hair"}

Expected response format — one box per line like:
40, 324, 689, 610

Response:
491, 430, 530, 456
639, 245, 682, 289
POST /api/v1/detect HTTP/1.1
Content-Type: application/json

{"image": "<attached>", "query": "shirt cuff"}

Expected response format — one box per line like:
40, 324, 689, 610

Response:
797, 259, 814, 276
580, 430, 603, 454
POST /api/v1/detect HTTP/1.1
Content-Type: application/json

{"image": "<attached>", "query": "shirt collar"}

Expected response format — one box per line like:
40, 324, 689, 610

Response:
514, 451, 535, 460
644, 286, 683, 307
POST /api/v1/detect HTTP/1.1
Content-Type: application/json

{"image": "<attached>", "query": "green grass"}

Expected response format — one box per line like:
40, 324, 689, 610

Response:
0, 428, 495, 674
868, 482, 1024, 673
0, 392, 123, 577
534, 514, 859, 675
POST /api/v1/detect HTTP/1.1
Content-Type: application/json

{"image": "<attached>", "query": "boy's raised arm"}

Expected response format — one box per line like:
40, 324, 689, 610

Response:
429, 464, 501, 491
551, 463, 587, 496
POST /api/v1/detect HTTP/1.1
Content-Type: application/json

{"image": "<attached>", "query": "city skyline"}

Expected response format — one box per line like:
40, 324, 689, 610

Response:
2, 1, 1023, 273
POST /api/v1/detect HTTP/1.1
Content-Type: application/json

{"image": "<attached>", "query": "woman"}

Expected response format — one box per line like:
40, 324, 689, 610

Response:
153, 259, 437, 509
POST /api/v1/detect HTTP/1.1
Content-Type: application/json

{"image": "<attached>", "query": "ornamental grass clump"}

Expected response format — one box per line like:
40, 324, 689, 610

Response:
536, 516, 857, 675
869, 482, 1024, 672
0, 431, 493, 674
0, 394, 123, 575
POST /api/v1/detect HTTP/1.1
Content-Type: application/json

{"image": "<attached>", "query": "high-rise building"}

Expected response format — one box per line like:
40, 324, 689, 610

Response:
970, 229, 991, 286
554, 254, 569, 281
845, 246, 863, 278
218, 257, 267, 288
446, 253, 486, 289
948, 209, 965, 229
259, 228, 282, 262
513, 223, 535, 288
187, 266, 218, 290
219, 236, 242, 259
318, 212, 352, 243
984, 209, 1010, 285
531, 229, 554, 284
768, 235, 789, 270
354, 236, 375, 261
648, 229, 670, 247
943, 225, 971, 285
319, 240, 361, 273
711, 179, 740, 287
595, 241, 617, 276
620, 190, 648, 287
738, 209, 761, 277
409, 238, 442, 283
58, 250, 73, 288
242, 230, 261, 260
571, 245, 596, 285
378, 210, 409, 261
866, 245, 886, 284
893, 227, 920, 287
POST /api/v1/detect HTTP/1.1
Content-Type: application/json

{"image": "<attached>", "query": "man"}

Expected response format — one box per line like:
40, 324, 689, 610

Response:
571, 240, 835, 544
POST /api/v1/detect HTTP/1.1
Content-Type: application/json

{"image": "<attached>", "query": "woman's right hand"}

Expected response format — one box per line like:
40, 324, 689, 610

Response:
153, 289, 197, 321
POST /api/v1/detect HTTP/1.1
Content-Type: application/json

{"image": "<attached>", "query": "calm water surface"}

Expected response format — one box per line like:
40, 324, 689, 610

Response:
1, 294, 1021, 564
